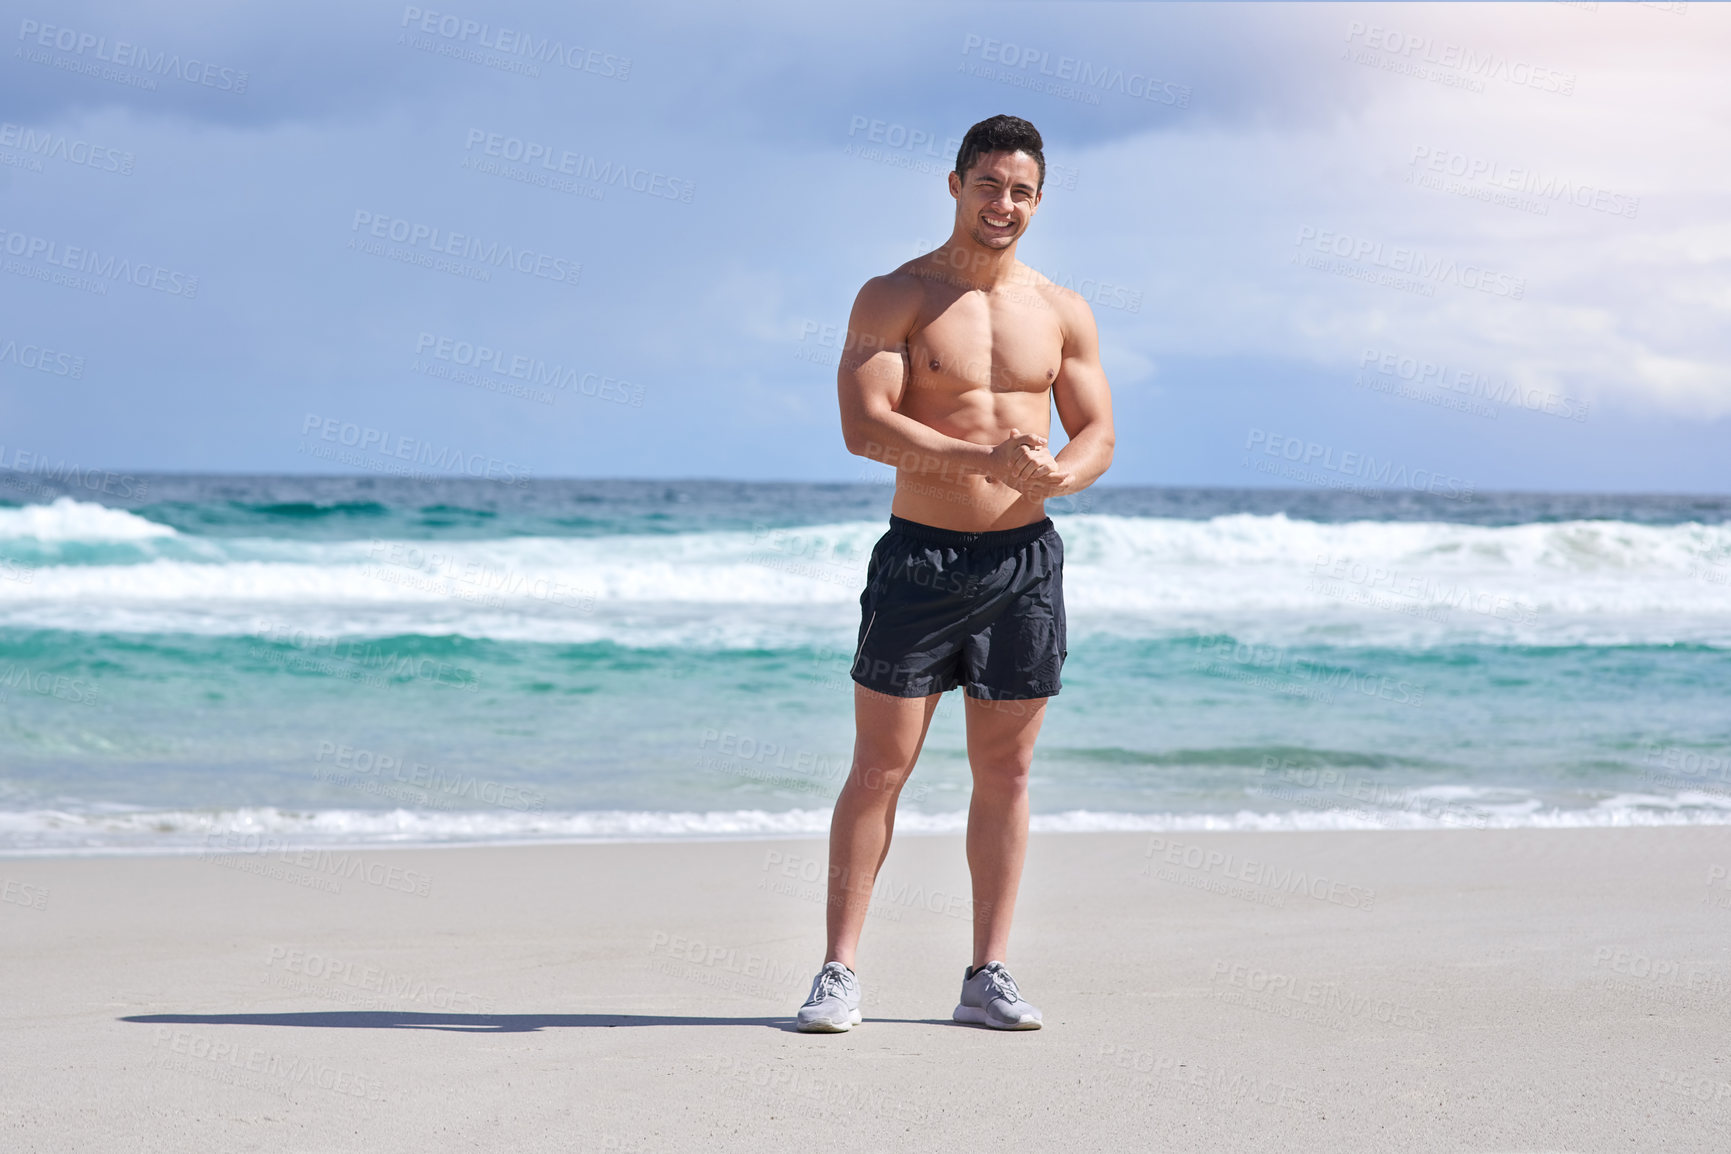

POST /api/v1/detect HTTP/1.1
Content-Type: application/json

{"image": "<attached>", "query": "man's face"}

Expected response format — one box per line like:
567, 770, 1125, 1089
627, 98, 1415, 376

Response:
949, 150, 1042, 251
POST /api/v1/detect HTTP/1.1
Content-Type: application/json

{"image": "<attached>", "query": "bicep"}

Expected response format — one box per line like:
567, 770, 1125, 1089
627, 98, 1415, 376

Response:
1053, 300, 1113, 439
837, 280, 911, 426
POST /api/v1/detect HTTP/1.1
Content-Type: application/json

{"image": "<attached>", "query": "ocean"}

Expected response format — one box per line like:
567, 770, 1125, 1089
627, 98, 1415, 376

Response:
1, 474, 1728, 855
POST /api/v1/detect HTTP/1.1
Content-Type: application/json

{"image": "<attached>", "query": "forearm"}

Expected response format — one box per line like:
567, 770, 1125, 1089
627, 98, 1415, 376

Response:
846, 410, 996, 481
1050, 424, 1114, 494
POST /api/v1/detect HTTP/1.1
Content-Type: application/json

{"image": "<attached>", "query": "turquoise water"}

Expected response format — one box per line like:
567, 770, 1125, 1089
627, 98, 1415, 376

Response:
1, 476, 1728, 851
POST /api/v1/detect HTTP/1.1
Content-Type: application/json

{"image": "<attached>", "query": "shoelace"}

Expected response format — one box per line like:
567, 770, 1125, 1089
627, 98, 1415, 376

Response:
808, 966, 851, 1004
981, 966, 1021, 1004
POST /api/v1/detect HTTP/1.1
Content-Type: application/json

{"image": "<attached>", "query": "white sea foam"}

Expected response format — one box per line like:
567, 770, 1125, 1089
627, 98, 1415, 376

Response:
5, 793, 1731, 855
2, 511, 1729, 647
0, 496, 177, 540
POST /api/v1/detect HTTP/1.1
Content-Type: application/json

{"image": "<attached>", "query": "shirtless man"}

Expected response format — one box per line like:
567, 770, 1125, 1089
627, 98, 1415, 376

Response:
796, 115, 1115, 1032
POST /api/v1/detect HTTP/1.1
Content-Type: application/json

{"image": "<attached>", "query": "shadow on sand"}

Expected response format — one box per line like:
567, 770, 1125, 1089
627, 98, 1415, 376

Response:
122, 1011, 956, 1034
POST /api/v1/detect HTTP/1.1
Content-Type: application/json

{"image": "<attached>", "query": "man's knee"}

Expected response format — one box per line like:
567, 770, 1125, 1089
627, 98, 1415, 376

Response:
970, 758, 1032, 793
849, 762, 910, 796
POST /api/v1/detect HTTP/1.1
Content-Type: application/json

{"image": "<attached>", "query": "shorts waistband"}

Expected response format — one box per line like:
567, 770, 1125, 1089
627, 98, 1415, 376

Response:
887, 514, 1054, 549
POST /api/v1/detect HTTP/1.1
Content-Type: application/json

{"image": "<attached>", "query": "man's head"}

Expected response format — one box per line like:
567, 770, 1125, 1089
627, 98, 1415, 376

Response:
949, 114, 1044, 251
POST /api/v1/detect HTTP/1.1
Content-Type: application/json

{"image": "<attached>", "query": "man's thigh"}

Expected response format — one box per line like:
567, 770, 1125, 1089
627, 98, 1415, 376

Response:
962, 694, 1049, 775
853, 684, 945, 775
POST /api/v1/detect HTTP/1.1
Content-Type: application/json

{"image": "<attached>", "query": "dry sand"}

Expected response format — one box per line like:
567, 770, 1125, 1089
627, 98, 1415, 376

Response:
5, 827, 1731, 1152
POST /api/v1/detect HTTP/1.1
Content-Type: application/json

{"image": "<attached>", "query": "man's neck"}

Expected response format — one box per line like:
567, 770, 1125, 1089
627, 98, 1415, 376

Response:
933, 234, 1023, 292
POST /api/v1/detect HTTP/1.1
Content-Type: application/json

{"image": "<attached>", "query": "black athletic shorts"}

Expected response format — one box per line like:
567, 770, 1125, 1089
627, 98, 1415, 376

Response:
850, 514, 1066, 700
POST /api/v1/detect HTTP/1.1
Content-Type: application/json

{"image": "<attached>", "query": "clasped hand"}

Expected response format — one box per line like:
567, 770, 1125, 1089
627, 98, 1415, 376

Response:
989, 428, 1073, 498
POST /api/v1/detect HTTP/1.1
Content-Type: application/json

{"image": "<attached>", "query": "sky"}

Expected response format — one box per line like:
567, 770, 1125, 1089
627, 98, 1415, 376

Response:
1, 0, 1728, 494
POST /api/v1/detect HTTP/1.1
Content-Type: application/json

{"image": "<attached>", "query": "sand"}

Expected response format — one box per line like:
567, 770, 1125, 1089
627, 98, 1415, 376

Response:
5, 826, 1731, 1152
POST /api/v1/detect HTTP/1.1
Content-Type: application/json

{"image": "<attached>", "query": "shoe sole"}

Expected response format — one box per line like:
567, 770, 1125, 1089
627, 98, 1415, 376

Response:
796, 1008, 863, 1033
952, 1004, 1042, 1030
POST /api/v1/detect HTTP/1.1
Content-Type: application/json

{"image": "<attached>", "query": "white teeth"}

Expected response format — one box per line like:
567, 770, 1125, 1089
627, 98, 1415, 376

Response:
985, 217, 1011, 227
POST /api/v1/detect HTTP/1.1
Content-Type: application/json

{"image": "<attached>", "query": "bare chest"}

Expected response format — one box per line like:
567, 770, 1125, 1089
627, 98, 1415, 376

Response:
908, 293, 1062, 397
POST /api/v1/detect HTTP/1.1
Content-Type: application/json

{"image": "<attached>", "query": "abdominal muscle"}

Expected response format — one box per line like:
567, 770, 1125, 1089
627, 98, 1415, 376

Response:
889, 386, 1053, 532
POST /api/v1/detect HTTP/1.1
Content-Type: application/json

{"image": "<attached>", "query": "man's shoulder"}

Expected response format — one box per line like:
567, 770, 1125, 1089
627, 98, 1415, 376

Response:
1009, 264, 1094, 335
1012, 263, 1088, 312
852, 261, 934, 316
871, 256, 944, 293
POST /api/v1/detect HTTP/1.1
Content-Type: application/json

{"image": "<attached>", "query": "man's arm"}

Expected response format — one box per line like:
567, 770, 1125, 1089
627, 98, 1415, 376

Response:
837, 275, 1046, 483
1012, 292, 1115, 498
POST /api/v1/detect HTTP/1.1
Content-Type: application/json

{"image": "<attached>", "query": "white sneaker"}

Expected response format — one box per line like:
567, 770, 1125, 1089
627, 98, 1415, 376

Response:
953, 961, 1042, 1030
795, 961, 862, 1033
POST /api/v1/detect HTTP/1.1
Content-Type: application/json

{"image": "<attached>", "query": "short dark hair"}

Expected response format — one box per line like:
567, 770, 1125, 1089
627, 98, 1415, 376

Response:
954, 115, 1045, 192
